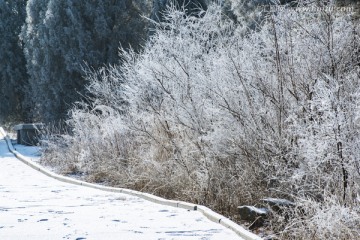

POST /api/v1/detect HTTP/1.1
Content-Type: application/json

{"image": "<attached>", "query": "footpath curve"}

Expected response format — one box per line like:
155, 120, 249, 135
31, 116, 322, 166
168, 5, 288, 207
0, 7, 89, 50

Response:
0, 127, 261, 240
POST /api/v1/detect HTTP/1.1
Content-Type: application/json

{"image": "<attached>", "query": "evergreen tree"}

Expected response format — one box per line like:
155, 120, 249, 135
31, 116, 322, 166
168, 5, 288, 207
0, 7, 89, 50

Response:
0, 0, 28, 123
20, 0, 149, 122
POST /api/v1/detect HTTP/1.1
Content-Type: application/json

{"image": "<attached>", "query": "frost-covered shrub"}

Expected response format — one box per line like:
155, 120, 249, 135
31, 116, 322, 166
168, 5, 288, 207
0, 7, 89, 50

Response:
271, 196, 360, 239
43, 1, 360, 238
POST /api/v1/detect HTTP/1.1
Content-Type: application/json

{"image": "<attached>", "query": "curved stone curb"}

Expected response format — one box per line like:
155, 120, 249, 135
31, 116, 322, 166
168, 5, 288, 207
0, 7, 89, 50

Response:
0, 127, 262, 240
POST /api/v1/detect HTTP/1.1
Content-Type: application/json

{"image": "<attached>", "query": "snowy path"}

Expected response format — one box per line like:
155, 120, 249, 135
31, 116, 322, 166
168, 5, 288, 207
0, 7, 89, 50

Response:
0, 138, 242, 240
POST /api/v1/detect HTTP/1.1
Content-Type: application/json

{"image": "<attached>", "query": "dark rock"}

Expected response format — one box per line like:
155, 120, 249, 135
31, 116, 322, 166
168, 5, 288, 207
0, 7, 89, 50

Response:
238, 205, 269, 222
238, 205, 269, 229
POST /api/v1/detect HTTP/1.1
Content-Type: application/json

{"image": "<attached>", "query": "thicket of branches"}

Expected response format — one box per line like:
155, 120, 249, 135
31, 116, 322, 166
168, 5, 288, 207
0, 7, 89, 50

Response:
42, 1, 360, 238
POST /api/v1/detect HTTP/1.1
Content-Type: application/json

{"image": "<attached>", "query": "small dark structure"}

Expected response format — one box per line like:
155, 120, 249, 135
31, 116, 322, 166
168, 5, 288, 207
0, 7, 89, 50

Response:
14, 123, 44, 146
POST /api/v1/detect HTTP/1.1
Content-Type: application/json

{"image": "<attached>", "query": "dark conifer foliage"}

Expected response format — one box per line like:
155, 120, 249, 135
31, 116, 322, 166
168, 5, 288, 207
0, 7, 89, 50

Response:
20, 0, 150, 122
0, 0, 28, 123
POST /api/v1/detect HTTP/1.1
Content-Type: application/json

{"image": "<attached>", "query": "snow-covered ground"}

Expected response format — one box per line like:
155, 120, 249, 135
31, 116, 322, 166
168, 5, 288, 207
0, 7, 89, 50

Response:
0, 138, 242, 240
12, 141, 42, 161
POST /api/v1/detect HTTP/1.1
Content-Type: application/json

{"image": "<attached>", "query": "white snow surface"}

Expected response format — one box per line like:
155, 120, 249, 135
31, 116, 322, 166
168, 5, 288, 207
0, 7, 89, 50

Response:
12, 141, 42, 162
0, 138, 242, 239
242, 206, 268, 215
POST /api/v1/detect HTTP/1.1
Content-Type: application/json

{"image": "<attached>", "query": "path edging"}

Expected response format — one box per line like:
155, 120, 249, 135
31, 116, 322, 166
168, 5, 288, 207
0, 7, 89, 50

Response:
0, 127, 262, 240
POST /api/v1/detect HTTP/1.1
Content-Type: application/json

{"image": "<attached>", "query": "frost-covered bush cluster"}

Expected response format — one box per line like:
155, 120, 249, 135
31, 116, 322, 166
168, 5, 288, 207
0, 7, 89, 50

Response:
43, 1, 360, 238
271, 196, 360, 239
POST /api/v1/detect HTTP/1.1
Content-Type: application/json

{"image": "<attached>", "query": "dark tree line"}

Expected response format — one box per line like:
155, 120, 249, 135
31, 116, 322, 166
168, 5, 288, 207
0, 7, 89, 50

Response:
0, 0, 28, 123
19, 0, 151, 122
0, 0, 214, 124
